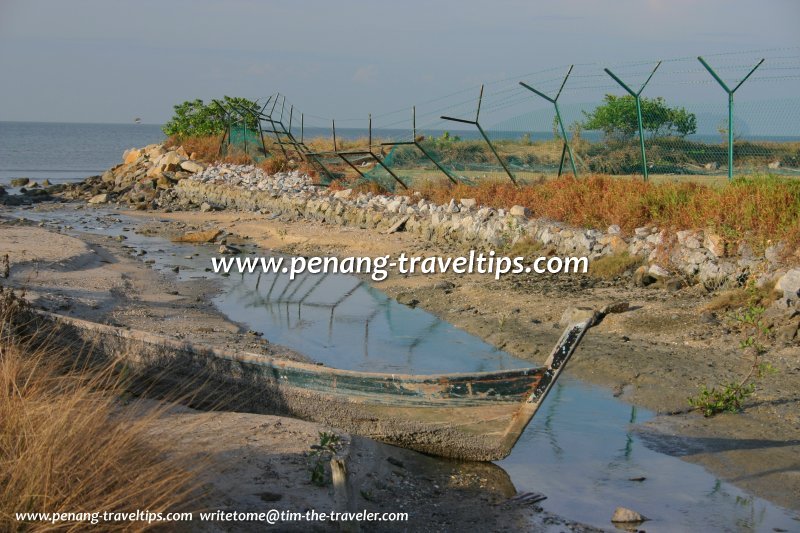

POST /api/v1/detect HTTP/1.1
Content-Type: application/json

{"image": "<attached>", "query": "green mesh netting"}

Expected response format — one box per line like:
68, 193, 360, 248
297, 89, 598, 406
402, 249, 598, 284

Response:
227, 126, 266, 160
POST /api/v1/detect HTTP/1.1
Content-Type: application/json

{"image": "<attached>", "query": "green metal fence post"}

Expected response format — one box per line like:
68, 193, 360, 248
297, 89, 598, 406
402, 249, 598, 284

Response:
441, 84, 518, 185
603, 61, 661, 181
519, 65, 578, 177
697, 56, 764, 180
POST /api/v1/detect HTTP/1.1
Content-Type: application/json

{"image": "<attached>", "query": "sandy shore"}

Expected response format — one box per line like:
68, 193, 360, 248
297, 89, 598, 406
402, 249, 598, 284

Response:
0, 210, 602, 532
115, 206, 800, 513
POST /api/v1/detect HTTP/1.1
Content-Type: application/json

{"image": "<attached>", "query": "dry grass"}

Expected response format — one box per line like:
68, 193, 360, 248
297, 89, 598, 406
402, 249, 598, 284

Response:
165, 135, 222, 163
703, 279, 780, 312
0, 289, 199, 531
506, 237, 549, 258
402, 174, 800, 250
258, 157, 289, 175
589, 252, 644, 279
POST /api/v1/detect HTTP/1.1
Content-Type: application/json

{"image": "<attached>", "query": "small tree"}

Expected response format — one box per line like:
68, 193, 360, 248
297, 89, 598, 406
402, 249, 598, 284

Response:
162, 96, 259, 137
583, 94, 697, 140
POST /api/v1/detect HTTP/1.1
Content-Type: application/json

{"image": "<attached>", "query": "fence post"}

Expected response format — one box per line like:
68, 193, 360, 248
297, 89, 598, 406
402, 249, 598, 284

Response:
519, 65, 578, 177
697, 56, 764, 180
603, 61, 661, 181
441, 85, 518, 185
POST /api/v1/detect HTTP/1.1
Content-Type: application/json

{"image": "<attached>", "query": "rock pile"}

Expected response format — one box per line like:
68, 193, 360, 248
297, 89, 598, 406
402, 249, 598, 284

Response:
172, 162, 797, 291
62, 142, 797, 293
60, 144, 208, 209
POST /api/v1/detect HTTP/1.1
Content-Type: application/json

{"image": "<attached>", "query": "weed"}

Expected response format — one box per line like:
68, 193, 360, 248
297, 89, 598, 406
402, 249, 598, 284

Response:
688, 382, 755, 417
689, 292, 774, 417
309, 431, 342, 486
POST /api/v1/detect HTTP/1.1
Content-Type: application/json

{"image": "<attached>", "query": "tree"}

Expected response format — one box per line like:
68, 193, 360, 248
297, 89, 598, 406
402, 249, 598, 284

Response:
162, 96, 260, 137
582, 94, 697, 140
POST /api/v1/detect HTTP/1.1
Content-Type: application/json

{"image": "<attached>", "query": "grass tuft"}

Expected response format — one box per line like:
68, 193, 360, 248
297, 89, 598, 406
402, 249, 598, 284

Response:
589, 252, 644, 279
0, 288, 199, 530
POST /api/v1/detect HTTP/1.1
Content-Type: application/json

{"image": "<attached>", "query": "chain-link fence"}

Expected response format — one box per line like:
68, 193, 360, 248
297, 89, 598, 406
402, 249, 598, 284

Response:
220, 48, 800, 189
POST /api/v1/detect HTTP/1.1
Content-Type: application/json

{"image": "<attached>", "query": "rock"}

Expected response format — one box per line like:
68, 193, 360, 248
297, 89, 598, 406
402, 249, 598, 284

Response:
664, 277, 686, 292
774, 319, 799, 342
704, 162, 720, 170
607, 224, 621, 235
333, 188, 352, 199
396, 292, 419, 307
509, 205, 530, 218
460, 198, 477, 208
633, 265, 657, 287
768, 160, 781, 169
648, 264, 670, 279
41, 179, 51, 186
173, 229, 222, 243
599, 234, 627, 254
88, 193, 109, 204
704, 232, 726, 258
775, 269, 800, 300
180, 160, 205, 174
156, 175, 173, 189
200, 202, 215, 213
611, 507, 647, 523
10, 177, 30, 187
676, 229, 702, 249
123, 148, 142, 165
386, 216, 409, 234
433, 280, 455, 291
765, 243, 785, 265
218, 244, 241, 254
386, 199, 402, 213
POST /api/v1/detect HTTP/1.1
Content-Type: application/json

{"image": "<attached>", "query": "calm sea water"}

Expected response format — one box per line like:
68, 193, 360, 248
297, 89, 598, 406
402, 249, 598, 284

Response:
0, 121, 164, 185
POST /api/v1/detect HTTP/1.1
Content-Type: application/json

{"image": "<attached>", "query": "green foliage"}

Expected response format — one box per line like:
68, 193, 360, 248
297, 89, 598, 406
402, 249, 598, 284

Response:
162, 96, 259, 138
688, 382, 755, 417
309, 431, 341, 486
437, 131, 461, 144
583, 94, 697, 140
688, 295, 775, 417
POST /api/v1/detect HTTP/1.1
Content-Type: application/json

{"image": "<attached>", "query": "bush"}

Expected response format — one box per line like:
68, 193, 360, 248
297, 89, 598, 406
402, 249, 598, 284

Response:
583, 94, 697, 140
162, 96, 259, 138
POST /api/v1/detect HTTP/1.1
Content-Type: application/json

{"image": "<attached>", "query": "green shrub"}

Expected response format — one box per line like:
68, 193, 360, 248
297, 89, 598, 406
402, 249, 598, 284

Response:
162, 96, 259, 138
583, 94, 697, 140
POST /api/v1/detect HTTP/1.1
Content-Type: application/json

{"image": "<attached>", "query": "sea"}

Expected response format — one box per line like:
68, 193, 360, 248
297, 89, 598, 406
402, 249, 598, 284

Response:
0, 122, 165, 186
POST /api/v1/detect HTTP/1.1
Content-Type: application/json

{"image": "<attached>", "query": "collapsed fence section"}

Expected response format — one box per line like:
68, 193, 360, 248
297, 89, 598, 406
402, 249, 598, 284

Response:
218, 48, 800, 189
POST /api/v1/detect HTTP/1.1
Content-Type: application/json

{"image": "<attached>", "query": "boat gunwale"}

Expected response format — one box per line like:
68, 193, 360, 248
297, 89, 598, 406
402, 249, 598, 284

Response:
40, 310, 544, 383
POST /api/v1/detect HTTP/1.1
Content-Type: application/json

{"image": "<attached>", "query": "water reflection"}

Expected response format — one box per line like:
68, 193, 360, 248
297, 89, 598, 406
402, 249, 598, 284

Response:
216, 265, 522, 374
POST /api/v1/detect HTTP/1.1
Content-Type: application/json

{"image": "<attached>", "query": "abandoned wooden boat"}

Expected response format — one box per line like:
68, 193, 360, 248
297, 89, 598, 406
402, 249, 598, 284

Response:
22, 304, 624, 462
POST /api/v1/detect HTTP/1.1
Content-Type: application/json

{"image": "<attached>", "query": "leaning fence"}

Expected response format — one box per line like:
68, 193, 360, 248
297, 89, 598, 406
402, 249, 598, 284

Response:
216, 48, 800, 189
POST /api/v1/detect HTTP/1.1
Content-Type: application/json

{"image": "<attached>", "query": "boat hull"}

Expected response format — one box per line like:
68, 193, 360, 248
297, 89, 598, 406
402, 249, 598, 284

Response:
29, 312, 547, 461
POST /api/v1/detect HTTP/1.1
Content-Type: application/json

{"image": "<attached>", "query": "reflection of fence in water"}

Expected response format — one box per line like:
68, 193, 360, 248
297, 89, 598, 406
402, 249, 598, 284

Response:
224, 270, 451, 366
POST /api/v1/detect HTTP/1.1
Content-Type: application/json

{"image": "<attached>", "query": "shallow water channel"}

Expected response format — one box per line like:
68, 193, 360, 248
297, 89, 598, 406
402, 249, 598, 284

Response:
16, 207, 800, 532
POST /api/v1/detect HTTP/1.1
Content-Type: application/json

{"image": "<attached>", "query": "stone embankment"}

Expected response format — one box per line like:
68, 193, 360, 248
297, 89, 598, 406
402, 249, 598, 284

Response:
66, 145, 800, 305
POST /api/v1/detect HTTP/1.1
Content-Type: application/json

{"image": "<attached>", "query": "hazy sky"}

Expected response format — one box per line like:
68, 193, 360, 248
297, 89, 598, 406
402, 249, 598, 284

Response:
1, 0, 798, 124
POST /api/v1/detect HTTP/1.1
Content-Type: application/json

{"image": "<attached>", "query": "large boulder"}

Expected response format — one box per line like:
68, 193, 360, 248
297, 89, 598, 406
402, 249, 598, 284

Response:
180, 160, 205, 174
509, 205, 530, 218
775, 269, 800, 300
88, 193, 109, 204
123, 148, 142, 165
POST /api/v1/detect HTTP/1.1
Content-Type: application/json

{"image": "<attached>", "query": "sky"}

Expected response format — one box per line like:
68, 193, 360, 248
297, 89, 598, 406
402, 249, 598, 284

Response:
0, 0, 798, 124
